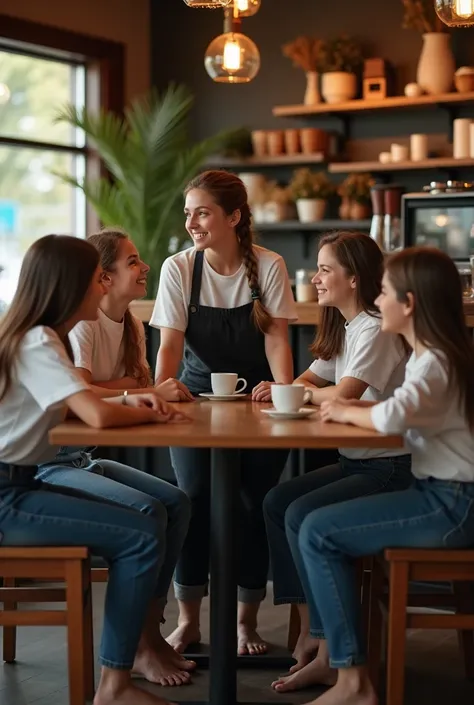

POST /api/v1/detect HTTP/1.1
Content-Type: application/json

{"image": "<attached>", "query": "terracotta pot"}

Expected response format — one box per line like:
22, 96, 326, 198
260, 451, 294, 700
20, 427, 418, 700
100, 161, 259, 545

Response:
267, 130, 284, 156
284, 129, 300, 155
321, 71, 357, 103
349, 202, 371, 220
251, 130, 267, 157
300, 128, 328, 155
339, 198, 351, 220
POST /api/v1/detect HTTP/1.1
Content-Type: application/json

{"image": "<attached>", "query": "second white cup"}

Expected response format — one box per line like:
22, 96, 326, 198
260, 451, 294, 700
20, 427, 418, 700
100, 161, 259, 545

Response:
271, 384, 312, 413
211, 373, 247, 396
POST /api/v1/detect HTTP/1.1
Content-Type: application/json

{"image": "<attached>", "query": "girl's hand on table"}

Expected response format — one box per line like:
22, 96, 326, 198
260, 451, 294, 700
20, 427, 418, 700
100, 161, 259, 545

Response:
320, 399, 351, 424
155, 377, 195, 402
126, 393, 190, 422
251, 381, 274, 402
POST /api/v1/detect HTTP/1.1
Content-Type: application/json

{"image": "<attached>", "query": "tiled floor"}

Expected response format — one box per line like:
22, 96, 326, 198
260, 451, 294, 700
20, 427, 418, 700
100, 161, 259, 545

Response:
1, 582, 474, 704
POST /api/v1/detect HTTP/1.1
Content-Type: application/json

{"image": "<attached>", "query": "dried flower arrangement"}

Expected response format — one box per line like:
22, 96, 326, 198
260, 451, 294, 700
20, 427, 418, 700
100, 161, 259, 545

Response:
319, 34, 363, 74
288, 168, 335, 200
282, 36, 326, 73
401, 0, 446, 32
338, 173, 375, 205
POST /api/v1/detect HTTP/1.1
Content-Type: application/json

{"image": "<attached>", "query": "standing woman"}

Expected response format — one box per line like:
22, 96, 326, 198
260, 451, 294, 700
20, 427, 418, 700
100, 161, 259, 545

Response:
0, 234, 189, 705
151, 170, 297, 655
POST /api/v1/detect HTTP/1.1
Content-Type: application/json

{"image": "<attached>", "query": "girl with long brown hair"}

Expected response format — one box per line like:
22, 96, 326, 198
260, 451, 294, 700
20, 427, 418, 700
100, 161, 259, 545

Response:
36, 228, 196, 684
263, 231, 412, 693
151, 169, 297, 655
288, 247, 474, 705
0, 234, 190, 705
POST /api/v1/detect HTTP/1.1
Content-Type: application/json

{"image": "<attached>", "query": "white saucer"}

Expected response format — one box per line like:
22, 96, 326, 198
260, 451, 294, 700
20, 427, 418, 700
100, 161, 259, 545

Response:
261, 407, 316, 420
199, 393, 247, 401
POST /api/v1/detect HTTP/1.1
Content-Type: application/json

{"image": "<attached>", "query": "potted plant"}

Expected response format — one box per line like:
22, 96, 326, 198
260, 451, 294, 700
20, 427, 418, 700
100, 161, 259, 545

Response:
288, 168, 334, 222
319, 34, 363, 104
401, 0, 455, 94
337, 173, 375, 220
262, 183, 295, 223
54, 84, 234, 293
282, 35, 325, 105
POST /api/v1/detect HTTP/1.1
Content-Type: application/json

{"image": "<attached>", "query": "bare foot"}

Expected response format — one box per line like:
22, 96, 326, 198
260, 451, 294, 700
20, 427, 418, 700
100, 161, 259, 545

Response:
156, 634, 196, 672
94, 681, 176, 705
132, 640, 191, 686
272, 656, 337, 693
290, 633, 320, 674
238, 624, 268, 655
302, 676, 378, 705
166, 622, 201, 654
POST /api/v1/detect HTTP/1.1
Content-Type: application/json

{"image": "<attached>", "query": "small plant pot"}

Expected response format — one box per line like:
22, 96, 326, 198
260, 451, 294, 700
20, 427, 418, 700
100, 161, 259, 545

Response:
321, 71, 357, 104
349, 201, 371, 220
296, 198, 327, 223
339, 198, 351, 220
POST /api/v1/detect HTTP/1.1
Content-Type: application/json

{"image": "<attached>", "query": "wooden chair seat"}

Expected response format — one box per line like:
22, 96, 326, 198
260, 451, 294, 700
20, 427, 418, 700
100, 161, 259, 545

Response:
0, 547, 94, 705
367, 548, 474, 705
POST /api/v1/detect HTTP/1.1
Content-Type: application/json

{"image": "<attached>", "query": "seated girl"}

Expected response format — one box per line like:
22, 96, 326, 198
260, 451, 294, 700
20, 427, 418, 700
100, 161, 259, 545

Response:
0, 233, 193, 705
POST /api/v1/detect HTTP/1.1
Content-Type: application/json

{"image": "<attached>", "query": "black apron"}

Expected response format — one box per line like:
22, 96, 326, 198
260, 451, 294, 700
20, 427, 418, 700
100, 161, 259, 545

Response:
180, 250, 273, 396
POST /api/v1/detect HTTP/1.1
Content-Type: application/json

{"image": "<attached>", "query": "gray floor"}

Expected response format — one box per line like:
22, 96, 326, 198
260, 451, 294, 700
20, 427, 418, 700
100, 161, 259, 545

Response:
1, 582, 474, 705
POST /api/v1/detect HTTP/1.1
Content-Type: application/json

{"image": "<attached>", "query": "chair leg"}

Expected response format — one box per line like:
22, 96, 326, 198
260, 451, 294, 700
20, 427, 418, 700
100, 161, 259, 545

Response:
454, 581, 474, 680
287, 603, 301, 653
386, 561, 409, 705
2, 577, 17, 663
65, 560, 88, 705
367, 557, 384, 693
82, 560, 95, 699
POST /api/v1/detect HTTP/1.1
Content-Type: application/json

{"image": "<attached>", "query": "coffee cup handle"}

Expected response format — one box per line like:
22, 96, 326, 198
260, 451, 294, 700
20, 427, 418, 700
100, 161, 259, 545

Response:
303, 389, 313, 405
235, 378, 247, 394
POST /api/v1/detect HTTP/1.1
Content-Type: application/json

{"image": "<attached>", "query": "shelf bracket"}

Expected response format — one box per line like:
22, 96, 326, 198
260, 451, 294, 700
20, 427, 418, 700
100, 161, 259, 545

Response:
334, 113, 351, 143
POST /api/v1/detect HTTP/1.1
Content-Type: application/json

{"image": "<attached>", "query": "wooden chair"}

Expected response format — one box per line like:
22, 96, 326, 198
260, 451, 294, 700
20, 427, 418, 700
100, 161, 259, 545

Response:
367, 548, 474, 705
0, 547, 95, 705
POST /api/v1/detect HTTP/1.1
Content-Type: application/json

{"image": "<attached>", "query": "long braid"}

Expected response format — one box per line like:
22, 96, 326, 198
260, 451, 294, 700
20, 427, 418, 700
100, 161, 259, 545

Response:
237, 203, 273, 334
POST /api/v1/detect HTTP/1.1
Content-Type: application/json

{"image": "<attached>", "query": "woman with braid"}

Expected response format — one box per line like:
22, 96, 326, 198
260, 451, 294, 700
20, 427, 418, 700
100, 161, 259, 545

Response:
151, 170, 297, 656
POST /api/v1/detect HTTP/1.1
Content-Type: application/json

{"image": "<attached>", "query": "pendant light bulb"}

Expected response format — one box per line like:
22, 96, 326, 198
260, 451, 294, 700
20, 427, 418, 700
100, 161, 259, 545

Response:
205, 31, 260, 83
434, 0, 474, 26
234, 0, 261, 17
183, 0, 233, 8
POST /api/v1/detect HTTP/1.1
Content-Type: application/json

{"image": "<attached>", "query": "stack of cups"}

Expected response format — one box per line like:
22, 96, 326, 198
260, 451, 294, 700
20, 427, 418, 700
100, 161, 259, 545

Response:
453, 118, 471, 159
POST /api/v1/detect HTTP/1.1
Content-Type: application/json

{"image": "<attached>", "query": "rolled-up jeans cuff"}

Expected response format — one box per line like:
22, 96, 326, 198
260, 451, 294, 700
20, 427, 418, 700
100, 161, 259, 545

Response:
309, 629, 325, 639
174, 581, 209, 601
238, 586, 266, 604
329, 654, 367, 668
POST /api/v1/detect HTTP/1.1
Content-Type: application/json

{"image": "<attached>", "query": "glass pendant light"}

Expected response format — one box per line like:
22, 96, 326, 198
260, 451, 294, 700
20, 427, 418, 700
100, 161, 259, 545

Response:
234, 0, 261, 17
204, 5, 260, 83
435, 0, 474, 26
183, 1, 232, 8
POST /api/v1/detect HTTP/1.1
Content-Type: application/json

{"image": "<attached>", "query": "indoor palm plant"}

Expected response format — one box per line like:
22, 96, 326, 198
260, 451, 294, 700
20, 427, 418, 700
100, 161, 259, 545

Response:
54, 84, 232, 293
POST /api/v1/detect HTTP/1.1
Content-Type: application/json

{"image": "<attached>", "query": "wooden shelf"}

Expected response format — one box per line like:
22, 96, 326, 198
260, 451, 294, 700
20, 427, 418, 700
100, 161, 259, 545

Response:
254, 219, 371, 231
329, 157, 474, 173
205, 153, 325, 168
273, 92, 474, 118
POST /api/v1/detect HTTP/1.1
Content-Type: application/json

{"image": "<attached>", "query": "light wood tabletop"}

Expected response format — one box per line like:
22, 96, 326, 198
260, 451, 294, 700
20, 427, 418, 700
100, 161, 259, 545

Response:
49, 399, 403, 450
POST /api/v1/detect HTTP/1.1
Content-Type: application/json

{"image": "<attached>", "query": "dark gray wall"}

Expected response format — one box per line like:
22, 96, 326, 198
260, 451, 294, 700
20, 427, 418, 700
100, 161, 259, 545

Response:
151, 0, 474, 271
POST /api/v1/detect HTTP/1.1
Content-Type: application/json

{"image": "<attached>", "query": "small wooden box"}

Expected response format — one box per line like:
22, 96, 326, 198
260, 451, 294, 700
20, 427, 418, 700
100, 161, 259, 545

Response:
363, 59, 394, 100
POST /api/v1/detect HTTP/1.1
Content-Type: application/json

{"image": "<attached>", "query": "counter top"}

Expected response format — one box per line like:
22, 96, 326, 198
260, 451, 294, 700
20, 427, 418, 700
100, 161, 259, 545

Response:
130, 299, 474, 328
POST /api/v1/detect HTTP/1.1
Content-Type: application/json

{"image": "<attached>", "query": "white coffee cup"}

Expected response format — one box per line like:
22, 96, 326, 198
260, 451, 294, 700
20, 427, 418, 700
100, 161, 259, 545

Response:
211, 373, 247, 396
271, 384, 312, 413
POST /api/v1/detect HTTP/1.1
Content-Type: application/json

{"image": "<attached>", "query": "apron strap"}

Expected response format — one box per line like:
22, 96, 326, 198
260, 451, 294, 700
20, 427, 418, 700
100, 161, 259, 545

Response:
190, 250, 204, 309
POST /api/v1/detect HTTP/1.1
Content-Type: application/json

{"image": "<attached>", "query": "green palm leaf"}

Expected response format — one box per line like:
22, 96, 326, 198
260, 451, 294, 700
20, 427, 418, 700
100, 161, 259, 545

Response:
54, 84, 235, 291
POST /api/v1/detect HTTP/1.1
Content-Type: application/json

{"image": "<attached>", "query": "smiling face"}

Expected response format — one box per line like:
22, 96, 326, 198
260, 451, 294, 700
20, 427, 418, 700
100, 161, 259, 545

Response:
376, 271, 413, 335
184, 188, 240, 250
102, 237, 150, 302
312, 243, 357, 308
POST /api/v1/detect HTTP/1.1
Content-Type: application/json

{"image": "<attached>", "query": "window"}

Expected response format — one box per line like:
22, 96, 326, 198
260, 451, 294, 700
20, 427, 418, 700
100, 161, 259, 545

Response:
0, 14, 125, 308
0, 47, 88, 304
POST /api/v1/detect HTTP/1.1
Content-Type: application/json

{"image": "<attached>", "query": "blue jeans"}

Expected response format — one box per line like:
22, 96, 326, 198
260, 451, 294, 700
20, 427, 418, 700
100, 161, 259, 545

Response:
295, 478, 474, 668
37, 448, 191, 604
0, 466, 163, 669
263, 454, 413, 604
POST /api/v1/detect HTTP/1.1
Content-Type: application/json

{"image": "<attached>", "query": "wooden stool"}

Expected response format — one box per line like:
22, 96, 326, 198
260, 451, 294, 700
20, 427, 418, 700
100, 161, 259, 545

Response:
368, 548, 474, 705
0, 547, 95, 705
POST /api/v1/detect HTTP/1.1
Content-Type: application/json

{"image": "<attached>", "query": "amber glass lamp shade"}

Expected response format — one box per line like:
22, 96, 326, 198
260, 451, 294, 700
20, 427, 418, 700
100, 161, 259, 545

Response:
183, 0, 232, 8
234, 0, 261, 16
204, 31, 260, 83
435, 0, 474, 26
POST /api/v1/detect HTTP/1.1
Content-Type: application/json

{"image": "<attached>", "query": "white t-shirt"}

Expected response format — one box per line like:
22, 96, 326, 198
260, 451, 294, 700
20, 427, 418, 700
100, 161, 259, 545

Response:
371, 349, 474, 483
0, 327, 88, 465
69, 309, 148, 382
150, 245, 297, 331
309, 311, 408, 459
